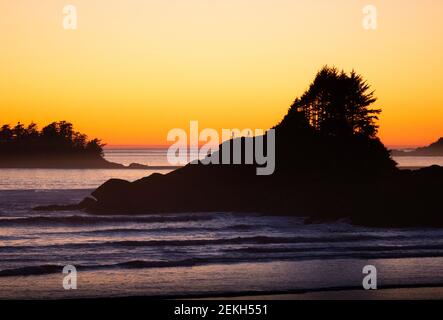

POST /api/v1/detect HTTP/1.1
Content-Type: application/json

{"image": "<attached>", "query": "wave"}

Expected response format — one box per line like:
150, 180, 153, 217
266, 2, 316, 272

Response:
4, 234, 443, 252
224, 244, 443, 255
220, 245, 443, 262
35, 224, 265, 237
0, 235, 356, 251
0, 258, 225, 277
0, 236, 291, 251
0, 214, 214, 227
3, 248, 443, 278
0, 265, 64, 277
2, 254, 350, 277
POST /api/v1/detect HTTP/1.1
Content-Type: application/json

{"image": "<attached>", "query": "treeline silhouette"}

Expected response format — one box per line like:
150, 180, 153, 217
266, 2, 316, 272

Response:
0, 121, 104, 157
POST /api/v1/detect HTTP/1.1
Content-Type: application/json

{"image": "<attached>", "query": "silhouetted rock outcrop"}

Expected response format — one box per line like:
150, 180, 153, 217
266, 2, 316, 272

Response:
37, 161, 443, 227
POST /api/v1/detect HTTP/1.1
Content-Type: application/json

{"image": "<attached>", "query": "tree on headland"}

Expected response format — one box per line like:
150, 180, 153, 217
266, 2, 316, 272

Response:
277, 66, 381, 138
0, 121, 105, 157
275, 66, 396, 173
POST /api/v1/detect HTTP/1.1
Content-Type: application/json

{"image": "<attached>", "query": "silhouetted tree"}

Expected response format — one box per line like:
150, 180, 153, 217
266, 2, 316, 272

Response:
73, 132, 88, 150
0, 125, 13, 142
0, 121, 105, 157
86, 138, 105, 156
277, 66, 380, 138
274, 66, 396, 174
13, 122, 26, 140
26, 123, 39, 138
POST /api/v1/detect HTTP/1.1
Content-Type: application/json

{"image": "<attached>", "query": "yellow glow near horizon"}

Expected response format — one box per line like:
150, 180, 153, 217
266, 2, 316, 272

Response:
1, 0, 442, 147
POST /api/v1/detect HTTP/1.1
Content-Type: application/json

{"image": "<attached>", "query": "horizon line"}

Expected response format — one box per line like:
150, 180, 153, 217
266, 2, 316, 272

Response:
104, 144, 425, 150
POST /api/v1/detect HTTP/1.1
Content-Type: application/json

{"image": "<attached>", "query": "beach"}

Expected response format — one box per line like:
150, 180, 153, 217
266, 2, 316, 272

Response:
198, 287, 443, 300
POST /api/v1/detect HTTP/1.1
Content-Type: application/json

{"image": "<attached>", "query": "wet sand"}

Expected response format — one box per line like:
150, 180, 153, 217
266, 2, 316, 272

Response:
200, 287, 443, 300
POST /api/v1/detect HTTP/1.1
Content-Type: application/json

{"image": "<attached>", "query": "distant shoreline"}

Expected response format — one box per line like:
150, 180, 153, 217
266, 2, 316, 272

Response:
391, 137, 443, 157
0, 165, 181, 170
0, 156, 181, 170
392, 153, 443, 157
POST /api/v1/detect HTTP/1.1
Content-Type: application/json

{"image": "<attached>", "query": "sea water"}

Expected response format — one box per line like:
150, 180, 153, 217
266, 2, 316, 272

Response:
0, 149, 443, 299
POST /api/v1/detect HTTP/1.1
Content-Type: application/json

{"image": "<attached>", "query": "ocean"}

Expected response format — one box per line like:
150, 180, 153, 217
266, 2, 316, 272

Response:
0, 149, 443, 299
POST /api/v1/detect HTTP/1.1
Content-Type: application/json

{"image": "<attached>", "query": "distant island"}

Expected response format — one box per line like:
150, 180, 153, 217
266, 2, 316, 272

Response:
36, 67, 443, 228
0, 121, 175, 169
392, 138, 443, 156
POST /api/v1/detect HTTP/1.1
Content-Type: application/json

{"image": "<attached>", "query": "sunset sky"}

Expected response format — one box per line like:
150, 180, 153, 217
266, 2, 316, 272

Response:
1, 0, 442, 147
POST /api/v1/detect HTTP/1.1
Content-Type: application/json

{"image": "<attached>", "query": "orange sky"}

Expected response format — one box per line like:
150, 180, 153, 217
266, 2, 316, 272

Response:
1, 0, 442, 147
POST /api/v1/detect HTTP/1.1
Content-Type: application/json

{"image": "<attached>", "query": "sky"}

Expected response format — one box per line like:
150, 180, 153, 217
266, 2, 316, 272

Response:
1, 0, 442, 147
